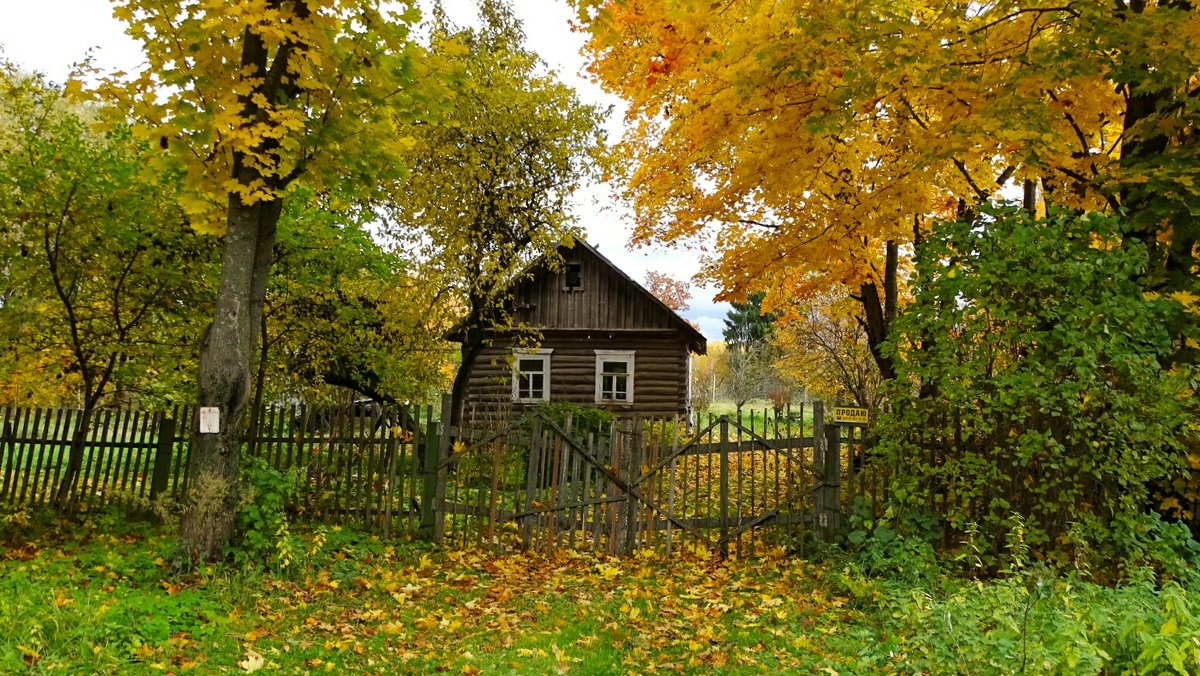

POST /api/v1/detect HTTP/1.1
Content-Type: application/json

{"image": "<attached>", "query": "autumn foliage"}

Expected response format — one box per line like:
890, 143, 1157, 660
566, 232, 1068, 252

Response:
570, 0, 1199, 362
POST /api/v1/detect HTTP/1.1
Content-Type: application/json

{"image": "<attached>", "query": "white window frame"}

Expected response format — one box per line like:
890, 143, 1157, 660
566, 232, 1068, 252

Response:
512, 348, 552, 403
594, 350, 635, 404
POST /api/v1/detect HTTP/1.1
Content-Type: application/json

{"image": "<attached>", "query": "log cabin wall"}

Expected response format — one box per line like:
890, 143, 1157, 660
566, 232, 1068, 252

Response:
464, 330, 691, 420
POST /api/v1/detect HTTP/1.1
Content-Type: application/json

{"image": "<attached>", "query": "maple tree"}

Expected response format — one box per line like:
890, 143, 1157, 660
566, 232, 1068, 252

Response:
644, 270, 691, 312
570, 0, 1200, 371
383, 1, 607, 424
100, 0, 444, 560
0, 64, 215, 506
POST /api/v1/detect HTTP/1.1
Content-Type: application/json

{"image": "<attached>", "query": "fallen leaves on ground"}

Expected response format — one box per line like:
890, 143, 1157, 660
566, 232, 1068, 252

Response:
0, 524, 875, 674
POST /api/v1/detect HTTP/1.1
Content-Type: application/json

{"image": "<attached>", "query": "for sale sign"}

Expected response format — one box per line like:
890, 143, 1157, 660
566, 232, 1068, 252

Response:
832, 406, 868, 425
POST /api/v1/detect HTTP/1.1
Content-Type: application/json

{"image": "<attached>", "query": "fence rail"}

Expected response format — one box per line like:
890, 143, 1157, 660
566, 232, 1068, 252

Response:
0, 400, 884, 557
430, 399, 876, 557
0, 403, 434, 538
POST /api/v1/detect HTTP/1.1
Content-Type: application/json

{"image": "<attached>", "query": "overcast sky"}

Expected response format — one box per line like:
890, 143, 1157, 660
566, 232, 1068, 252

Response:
0, 0, 730, 340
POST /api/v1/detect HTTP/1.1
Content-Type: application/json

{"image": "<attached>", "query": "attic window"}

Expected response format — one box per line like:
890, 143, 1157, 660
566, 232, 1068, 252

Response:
563, 262, 582, 291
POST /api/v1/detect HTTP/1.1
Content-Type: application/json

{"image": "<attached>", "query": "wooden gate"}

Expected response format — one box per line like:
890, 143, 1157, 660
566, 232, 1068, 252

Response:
429, 400, 851, 557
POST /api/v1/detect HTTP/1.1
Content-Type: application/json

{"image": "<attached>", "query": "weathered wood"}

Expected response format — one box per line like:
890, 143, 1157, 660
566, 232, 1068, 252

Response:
150, 417, 176, 505
811, 402, 825, 536
719, 417, 730, 557
821, 422, 842, 538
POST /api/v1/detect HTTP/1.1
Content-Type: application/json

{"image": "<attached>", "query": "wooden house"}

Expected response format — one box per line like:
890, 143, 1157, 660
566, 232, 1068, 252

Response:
459, 241, 706, 420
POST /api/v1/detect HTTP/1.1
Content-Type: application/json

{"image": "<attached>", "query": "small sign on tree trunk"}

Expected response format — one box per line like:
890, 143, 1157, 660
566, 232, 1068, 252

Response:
199, 407, 220, 434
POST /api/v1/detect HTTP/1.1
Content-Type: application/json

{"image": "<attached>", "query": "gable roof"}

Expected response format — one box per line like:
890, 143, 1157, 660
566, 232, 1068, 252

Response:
448, 238, 707, 355
544, 240, 707, 354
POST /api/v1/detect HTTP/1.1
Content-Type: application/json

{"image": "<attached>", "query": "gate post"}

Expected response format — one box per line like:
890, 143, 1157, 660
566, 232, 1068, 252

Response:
811, 402, 824, 537
719, 416, 730, 557
419, 394, 452, 543
821, 420, 842, 539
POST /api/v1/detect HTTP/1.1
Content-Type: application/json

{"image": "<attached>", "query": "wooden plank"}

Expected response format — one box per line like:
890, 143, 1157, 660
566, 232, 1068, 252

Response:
430, 395, 453, 544
136, 412, 159, 502
84, 408, 113, 511
28, 408, 62, 507
347, 406, 363, 527
170, 405, 189, 499
646, 512, 813, 531
18, 407, 50, 507
118, 409, 145, 507
0, 407, 23, 500
150, 416, 176, 504
364, 409, 380, 530
822, 420, 841, 538
719, 417, 730, 557
45, 408, 74, 505
567, 426, 583, 550
92, 408, 120, 510
114, 408, 140, 508
115, 410, 142, 507
666, 416, 679, 556
11, 407, 40, 504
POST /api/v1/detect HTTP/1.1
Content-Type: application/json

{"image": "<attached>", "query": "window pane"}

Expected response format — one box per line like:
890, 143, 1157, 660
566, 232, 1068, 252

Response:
565, 263, 582, 289
519, 358, 543, 372
603, 361, 627, 374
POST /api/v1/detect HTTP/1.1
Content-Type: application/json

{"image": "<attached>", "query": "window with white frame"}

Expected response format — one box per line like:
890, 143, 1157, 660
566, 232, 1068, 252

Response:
594, 350, 634, 404
512, 349, 551, 402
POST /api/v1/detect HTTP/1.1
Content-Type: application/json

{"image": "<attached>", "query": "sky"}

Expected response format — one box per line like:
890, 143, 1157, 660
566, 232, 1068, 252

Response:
0, 0, 731, 341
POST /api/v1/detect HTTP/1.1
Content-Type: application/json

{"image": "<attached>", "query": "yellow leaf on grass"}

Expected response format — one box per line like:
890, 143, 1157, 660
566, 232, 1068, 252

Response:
239, 650, 264, 672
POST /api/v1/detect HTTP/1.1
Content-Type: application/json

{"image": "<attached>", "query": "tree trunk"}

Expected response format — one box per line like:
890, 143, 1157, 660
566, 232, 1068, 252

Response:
450, 324, 485, 427
53, 403, 95, 508
178, 195, 280, 563
858, 240, 899, 381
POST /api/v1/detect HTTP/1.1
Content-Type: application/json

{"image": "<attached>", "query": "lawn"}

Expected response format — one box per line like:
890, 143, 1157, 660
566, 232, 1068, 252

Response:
4, 513, 1199, 674
0, 515, 872, 674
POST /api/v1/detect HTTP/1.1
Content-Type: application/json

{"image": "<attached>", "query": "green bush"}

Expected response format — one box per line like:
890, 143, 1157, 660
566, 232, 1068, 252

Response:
877, 207, 1188, 569
232, 456, 301, 571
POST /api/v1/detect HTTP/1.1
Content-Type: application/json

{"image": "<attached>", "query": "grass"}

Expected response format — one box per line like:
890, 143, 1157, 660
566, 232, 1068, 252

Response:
5, 512, 1200, 674
696, 399, 814, 438
0, 514, 871, 674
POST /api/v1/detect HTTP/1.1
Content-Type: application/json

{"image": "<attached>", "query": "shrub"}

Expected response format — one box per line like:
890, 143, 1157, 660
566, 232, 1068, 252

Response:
877, 207, 1188, 568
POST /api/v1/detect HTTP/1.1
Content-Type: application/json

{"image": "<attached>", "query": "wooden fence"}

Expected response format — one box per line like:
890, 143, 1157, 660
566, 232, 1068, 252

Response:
0, 399, 883, 556
428, 399, 876, 557
0, 403, 434, 537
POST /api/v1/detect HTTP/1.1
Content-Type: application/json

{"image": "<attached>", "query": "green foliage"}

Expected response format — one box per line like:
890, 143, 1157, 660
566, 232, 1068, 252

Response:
532, 401, 614, 438
233, 457, 301, 572
722, 291, 776, 350
0, 63, 215, 407
877, 207, 1188, 567
1110, 512, 1200, 586
850, 562, 1200, 674
263, 192, 454, 405
844, 497, 940, 582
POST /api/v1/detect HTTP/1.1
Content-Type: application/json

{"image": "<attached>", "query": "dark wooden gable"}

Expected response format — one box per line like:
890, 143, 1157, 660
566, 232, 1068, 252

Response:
511, 241, 706, 353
